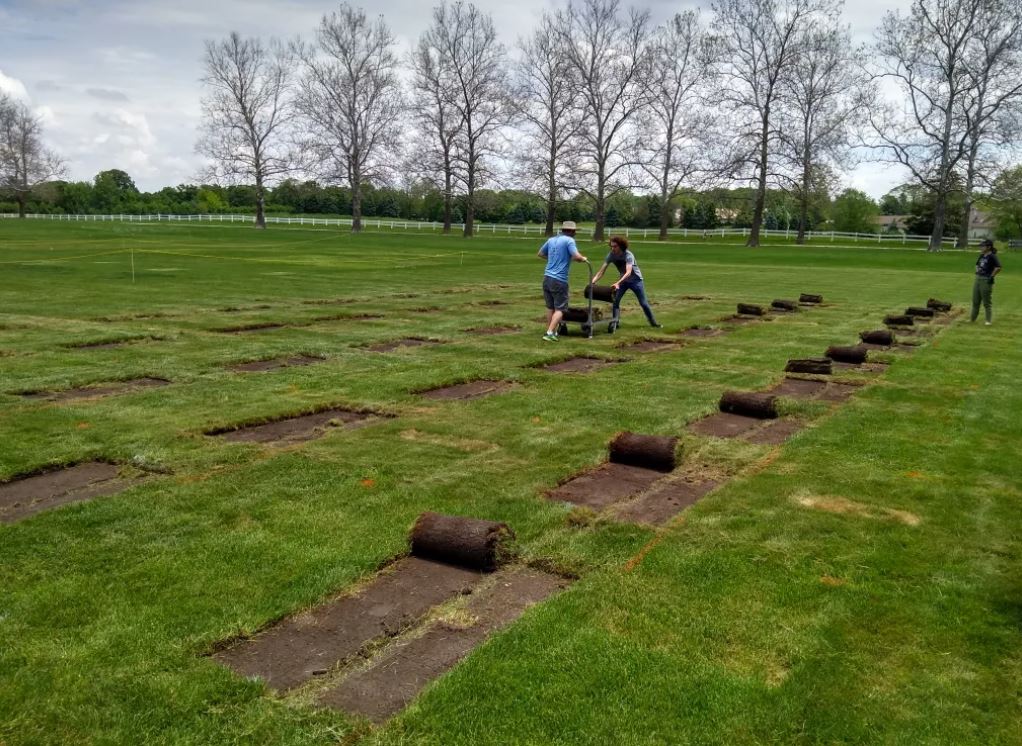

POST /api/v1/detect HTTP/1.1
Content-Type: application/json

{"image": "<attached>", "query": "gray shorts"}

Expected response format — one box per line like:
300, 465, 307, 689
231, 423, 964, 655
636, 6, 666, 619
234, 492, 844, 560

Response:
543, 276, 569, 311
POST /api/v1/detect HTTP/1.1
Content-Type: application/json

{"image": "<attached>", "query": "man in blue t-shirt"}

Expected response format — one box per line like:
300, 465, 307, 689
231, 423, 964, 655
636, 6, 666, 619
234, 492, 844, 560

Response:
538, 221, 589, 341
971, 238, 1002, 325
591, 235, 661, 328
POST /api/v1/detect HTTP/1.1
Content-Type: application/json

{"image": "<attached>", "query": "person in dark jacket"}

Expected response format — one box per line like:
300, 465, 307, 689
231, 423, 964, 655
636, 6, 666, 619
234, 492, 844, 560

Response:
971, 238, 1002, 325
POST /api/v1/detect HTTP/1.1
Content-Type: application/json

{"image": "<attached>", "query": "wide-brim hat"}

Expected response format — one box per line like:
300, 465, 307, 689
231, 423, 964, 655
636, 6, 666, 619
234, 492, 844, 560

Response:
561, 221, 577, 231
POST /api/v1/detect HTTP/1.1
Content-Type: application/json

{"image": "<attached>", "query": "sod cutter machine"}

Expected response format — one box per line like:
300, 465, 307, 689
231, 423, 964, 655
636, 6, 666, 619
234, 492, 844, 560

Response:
556, 260, 620, 339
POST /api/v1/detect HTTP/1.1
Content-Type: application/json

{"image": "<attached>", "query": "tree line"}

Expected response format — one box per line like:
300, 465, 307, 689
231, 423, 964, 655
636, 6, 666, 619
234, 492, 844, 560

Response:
3, 0, 1022, 250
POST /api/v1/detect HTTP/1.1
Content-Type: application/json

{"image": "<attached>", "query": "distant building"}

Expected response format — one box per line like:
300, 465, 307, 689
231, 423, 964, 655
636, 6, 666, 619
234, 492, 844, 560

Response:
715, 207, 739, 223
967, 208, 994, 239
875, 215, 910, 232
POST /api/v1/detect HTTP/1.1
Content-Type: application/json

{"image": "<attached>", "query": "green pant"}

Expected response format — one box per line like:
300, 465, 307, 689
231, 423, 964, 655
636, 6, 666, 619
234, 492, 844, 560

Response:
971, 277, 994, 322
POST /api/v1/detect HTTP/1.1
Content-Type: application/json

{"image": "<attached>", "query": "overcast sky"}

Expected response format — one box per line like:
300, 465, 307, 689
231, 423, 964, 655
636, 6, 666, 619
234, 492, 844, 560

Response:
1, 0, 908, 198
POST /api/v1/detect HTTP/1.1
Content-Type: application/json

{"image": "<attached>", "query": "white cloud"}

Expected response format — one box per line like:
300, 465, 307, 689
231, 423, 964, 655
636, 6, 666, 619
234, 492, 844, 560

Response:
0, 69, 30, 100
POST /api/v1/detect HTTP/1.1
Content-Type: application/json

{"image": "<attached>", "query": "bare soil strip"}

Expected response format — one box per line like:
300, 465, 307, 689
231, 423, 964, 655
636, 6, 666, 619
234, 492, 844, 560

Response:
228, 356, 323, 373
215, 557, 484, 692
367, 339, 439, 353
419, 380, 515, 401
463, 325, 520, 335
618, 340, 681, 353
764, 377, 828, 398
610, 479, 721, 525
680, 327, 724, 338
317, 567, 569, 721
547, 462, 664, 509
742, 418, 808, 446
20, 377, 170, 402
541, 357, 618, 373
210, 409, 373, 444
688, 411, 764, 438
0, 462, 131, 523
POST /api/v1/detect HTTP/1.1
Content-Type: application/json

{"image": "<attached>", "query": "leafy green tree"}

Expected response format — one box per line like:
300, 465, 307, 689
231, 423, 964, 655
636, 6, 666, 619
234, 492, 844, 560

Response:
831, 189, 879, 233
987, 165, 1022, 239
92, 170, 138, 211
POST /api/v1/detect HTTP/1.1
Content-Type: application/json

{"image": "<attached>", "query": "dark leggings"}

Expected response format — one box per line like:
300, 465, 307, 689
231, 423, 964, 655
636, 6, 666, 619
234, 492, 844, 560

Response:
613, 280, 658, 325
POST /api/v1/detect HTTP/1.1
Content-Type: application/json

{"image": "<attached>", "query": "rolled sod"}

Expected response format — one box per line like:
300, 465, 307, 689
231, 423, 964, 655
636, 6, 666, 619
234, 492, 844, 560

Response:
860, 329, 894, 346
410, 512, 514, 572
825, 345, 868, 364
884, 314, 915, 327
799, 293, 823, 304
584, 284, 615, 303
906, 306, 936, 318
785, 358, 833, 375
561, 307, 605, 323
737, 303, 765, 316
927, 298, 953, 312
608, 432, 678, 472
718, 391, 779, 419
771, 299, 799, 311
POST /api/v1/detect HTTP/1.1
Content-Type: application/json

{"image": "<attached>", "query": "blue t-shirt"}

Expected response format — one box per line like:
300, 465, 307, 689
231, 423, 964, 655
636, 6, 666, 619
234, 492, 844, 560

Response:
605, 249, 643, 282
540, 234, 579, 282
976, 252, 1001, 278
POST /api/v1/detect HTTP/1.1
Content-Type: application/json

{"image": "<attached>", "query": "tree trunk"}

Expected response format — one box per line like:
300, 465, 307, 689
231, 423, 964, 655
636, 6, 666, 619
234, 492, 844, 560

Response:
796, 152, 811, 244
545, 165, 556, 237
463, 158, 475, 238
929, 193, 947, 252
593, 177, 606, 242
442, 168, 453, 234
17, 192, 27, 218
747, 113, 770, 248
659, 198, 670, 241
956, 148, 978, 249
351, 179, 363, 233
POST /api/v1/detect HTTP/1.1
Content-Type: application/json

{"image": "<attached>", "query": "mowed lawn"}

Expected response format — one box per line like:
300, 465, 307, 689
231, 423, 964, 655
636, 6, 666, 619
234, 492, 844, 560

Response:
0, 220, 1020, 745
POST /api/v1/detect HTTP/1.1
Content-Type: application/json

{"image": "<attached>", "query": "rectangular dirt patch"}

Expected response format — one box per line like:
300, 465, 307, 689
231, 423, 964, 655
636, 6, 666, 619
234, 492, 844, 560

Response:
419, 381, 514, 401
229, 356, 323, 373
215, 323, 286, 334
215, 557, 484, 692
818, 382, 862, 402
464, 325, 519, 335
0, 462, 131, 523
610, 479, 720, 525
742, 418, 807, 446
541, 357, 618, 373
688, 411, 763, 439
20, 377, 170, 402
764, 378, 828, 399
210, 408, 373, 444
619, 340, 681, 353
318, 567, 569, 722
65, 338, 139, 350
680, 327, 724, 338
367, 338, 439, 353
547, 462, 664, 510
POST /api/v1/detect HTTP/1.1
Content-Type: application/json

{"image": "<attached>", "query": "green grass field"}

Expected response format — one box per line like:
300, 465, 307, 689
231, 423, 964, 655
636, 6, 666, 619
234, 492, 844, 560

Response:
1, 220, 1020, 745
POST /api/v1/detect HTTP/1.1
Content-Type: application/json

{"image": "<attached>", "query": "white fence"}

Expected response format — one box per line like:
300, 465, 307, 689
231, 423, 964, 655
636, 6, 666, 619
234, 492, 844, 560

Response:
0, 211, 974, 247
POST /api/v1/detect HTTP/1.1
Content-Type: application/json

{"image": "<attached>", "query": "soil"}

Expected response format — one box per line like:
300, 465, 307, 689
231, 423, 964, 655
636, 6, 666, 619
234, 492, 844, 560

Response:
213, 408, 372, 444
318, 567, 569, 721
229, 356, 323, 373
216, 323, 286, 334
547, 462, 665, 509
477, 299, 510, 306
419, 380, 514, 401
688, 412, 763, 439
67, 339, 133, 350
542, 357, 618, 373
818, 382, 862, 402
215, 557, 485, 692
832, 362, 889, 373
21, 377, 170, 402
724, 315, 762, 325
367, 338, 438, 353
619, 340, 680, 353
743, 418, 807, 446
858, 342, 890, 351
464, 326, 519, 335
611, 479, 720, 525
682, 295, 710, 300
764, 378, 828, 399
680, 327, 724, 338
0, 462, 129, 523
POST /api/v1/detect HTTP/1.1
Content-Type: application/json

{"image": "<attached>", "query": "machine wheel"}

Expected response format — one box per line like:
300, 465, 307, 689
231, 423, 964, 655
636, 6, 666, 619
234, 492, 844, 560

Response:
608, 319, 619, 334
557, 323, 568, 336
580, 323, 592, 336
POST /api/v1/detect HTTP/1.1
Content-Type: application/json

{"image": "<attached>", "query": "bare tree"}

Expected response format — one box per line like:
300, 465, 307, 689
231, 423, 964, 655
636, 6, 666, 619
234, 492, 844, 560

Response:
409, 27, 464, 234
709, 0, 826, 247
954, 0, 1022, 248
423, 1, 509, 238
869, 0, 985, 251
0, 94, 66, 218
295, 4, 403, 233
778, 21, 866, 243
513, 16, 582, 236
639, 10, 712, 240
556, 0, 651, 242
197, 32, 298, 229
